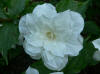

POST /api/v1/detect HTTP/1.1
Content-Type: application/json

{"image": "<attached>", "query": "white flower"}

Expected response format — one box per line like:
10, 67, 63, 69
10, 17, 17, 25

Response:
92, 38, 100, 50
25, 66, 63, 74
92, 38, 100, 61
19, 3, 84, 71
50, 72, 64, 74
26, 66, 39, 74
93, 50, 100, 61
0, 24, 3, 27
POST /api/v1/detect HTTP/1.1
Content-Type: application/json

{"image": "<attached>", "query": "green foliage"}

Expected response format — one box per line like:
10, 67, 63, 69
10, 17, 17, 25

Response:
56, 0, 89, 16
50, 0, 60, 5
7, 0, 26, 16
0, 8, 7, 19
83, 21, 100, 41
0, 23, 19, 64
21, 1, 44, 14
0, 0, 27, 19
8, 45, 23, 61
0, 1, 23, 64
0, 0, 44, 65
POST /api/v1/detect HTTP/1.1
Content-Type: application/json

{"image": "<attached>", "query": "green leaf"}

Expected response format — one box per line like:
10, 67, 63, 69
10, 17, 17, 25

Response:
75, 0, 89, 16
0, 23, 19, 64
83, 21, 100, 35
83, 21, 100, 41
8, 45, 23, 61
50, 0, 60, 5
63, 41, 97, 74
56, 0, 74, 12
7, 0, 26, 16
56, 0, 89, 16
0, 8, 7, 19
30, 60, 53, 74
21, 1, 44, 14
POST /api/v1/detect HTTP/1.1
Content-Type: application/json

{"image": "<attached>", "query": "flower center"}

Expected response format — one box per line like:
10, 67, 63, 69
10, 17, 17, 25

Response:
46, 32, 56, 40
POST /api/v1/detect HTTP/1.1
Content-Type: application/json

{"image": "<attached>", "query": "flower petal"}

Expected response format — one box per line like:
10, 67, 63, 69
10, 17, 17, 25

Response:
42, 50, 68, 71
26, 66, 39, 74
50, 72, 64, 74
19, 13, 37, 36
65, 35, 83, 56
25, 13, 54, 34
93, 50, 100, 61
23, 41, 42, 60
69, 10, 84, 34
53, 10, 84, 41
53, 10, 72, 42
44, 41, 67, 57
19, 13, 47, 36
92, 38, 100, 51
19, 15, 28, 35
25, 33, 44, 47
33, 3, 57, 18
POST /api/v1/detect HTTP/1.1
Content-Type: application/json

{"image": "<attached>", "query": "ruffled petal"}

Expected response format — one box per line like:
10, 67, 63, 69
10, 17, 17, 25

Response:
50, 72, 64, 74
44, 41, 67, 57
93, 50, 100, 61
69, 10, 84, 34
92, 38, 100, 51
19, 15, 28, 35
25, 33, 44, 47
23, 41, 42, 60
26, 66, 39, 74
19, 13, 48, 36
42, 50, 68, 71
25, 13, 54, 34
53, 10, 84, 42
33, 3, 57, 18
65, 35, 83, 56
52, 10, 72, 42
19, 13, 38, 36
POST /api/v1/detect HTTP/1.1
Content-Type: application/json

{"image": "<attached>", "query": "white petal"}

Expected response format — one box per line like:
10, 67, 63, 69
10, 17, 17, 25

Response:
93, 50, 100, 61
50, 72, 64, 74
25, 13, 54, 34
25, 33, 44, 47
19, 15, 28, 35
0, 24, 3, 27
19, 7, 55, 37
92, 38, 100, 51
23, 41, 42, 60
53, 10, 72, 42
33, 3, 57, 18
25, 13, 42, 33
44, 41, 67, 57
19, 13, 42, 36
19, 14, 36, 38
69, 10, 84, 34
53, 10, 84, 41
65, 35, 83, 56
26, 66, 39, 74
42, 51, 68, 71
